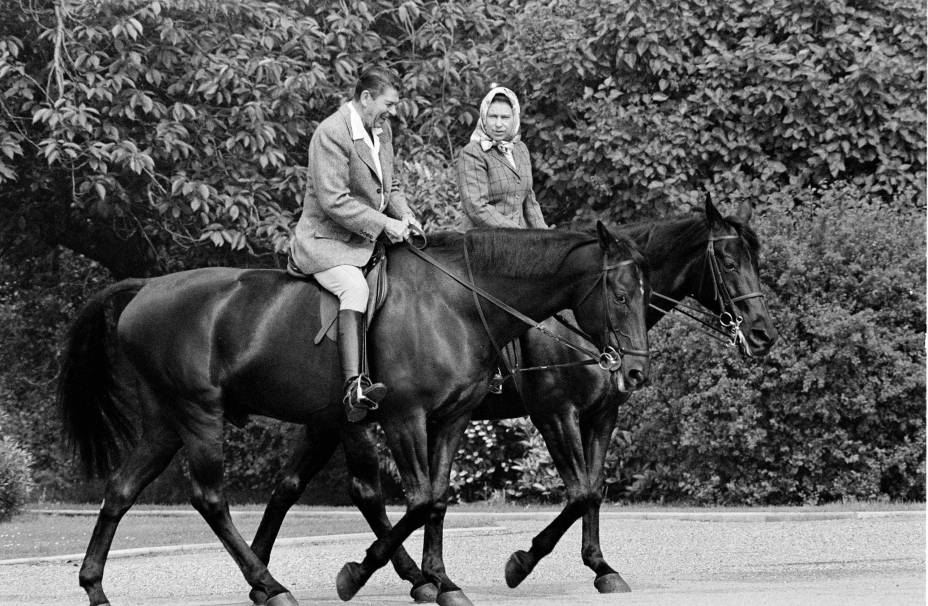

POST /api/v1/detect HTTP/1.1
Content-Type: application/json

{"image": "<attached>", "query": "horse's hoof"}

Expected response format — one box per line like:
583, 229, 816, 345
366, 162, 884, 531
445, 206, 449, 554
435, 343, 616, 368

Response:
336, 561, 365, 601
266, 591, 300, 606
410, 581, 440, 603
250, 587, 268, 605
436, 589, 474, 606
504, 550, 534, 588
594, 572, 631, 593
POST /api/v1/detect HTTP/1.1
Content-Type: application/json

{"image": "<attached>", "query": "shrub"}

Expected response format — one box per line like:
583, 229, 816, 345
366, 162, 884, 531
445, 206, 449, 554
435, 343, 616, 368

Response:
606, 185, 925, 504
0, 408, 34, 520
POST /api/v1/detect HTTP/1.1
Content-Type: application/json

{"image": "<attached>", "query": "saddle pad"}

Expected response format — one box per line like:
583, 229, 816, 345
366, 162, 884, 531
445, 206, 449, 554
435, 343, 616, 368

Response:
287, 257, 389, 345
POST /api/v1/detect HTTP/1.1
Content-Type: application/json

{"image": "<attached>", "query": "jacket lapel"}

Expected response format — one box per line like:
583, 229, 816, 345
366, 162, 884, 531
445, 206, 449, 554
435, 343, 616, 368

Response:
354, 139, 381, 183
489, 147, 520, 178
340, 103, 383, 184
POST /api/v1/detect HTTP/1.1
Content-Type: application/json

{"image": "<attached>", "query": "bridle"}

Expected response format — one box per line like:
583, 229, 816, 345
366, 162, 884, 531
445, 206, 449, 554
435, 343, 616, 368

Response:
650, 233, 766, 350
403, 232, 646, 377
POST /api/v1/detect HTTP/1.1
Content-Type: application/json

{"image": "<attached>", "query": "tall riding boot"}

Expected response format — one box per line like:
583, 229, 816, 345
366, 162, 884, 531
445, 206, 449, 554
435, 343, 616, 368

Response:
337, 309, 387, 422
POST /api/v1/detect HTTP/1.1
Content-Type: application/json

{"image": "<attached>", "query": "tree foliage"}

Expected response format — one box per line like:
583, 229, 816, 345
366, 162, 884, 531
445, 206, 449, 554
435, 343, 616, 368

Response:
0, 0, 501, 275
498, 0, 925, 222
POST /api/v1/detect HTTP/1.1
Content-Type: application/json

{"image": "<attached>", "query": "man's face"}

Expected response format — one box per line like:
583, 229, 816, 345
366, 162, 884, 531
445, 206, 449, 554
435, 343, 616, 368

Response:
359, 86, 399, 130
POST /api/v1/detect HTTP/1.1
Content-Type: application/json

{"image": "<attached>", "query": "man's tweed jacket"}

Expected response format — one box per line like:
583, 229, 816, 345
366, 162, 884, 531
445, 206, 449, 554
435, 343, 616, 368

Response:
456, 139, 548, 230
290, 102, 413, 274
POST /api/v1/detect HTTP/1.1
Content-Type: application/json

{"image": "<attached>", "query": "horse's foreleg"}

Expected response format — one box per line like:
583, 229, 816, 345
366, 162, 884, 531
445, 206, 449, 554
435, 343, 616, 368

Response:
342, 424, 438, 603
420, 413, 474, 606
504, 408, 593, 589
579, 402, 631, 593
248, 424, 340, 605
336, 412, 436, 602
79, 423, 181, 606
181, 413, 297, 605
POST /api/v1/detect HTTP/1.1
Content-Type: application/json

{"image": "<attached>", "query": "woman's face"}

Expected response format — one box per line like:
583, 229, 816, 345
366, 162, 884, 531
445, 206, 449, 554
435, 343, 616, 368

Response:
485, 101, 514, 141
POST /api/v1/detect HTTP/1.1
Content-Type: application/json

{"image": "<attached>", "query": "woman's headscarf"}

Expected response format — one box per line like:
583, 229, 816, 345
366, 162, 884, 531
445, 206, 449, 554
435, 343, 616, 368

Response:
469, 86, 521, 153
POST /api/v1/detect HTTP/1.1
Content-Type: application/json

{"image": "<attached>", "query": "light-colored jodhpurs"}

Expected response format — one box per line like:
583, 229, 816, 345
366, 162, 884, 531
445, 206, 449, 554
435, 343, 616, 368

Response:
314, 264, 368, 312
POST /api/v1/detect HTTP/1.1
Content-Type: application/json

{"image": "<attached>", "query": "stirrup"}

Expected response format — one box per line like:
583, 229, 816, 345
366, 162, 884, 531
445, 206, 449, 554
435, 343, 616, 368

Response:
488, 369, 505, 395
344, 376, 386, 423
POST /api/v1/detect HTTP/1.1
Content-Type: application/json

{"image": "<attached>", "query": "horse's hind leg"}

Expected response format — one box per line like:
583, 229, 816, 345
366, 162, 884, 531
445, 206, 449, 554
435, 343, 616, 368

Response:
79, 421, 181, 606
579, 403, 630, 593
179, 408, 297, 605
249, 424, 340, 605
342, 424, 437, 603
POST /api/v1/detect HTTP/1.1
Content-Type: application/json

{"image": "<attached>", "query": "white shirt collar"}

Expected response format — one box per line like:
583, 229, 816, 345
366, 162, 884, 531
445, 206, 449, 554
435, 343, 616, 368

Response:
348, 102, 382, 143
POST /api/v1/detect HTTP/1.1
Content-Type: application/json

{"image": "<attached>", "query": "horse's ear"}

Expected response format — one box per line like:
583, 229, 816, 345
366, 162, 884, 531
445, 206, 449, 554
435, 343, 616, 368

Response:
596, 221, 615, 250
735, 199, 753, 224
704, 192, 724, 228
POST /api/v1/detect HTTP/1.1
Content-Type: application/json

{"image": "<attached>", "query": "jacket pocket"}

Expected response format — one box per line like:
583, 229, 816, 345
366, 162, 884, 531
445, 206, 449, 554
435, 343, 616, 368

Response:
312, 224, 353, 241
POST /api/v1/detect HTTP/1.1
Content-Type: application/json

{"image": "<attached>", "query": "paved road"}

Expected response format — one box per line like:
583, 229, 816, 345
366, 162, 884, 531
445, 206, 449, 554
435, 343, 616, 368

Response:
4, 512, 924, 606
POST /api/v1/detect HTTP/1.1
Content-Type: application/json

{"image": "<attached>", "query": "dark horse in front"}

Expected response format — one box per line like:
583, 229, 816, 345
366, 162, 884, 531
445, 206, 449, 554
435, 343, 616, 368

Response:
60, 226, 650, 606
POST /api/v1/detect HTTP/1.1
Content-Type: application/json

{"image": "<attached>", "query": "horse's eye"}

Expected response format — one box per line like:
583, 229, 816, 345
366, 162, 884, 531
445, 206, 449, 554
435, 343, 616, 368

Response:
614, 292, 628, 304
724, 259, 736, 271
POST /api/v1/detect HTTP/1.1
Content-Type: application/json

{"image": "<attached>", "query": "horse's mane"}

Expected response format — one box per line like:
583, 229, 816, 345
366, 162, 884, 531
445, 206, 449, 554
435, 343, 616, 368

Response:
396, 228, 642, 278
616, 210, 760, 258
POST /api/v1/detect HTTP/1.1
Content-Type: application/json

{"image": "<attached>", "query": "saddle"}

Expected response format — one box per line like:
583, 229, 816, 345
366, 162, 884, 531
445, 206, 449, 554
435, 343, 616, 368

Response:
286, 248, 389, 345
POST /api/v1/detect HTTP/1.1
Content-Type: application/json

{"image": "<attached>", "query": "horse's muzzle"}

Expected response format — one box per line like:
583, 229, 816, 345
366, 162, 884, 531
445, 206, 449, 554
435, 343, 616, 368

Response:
740, 326, 777, 358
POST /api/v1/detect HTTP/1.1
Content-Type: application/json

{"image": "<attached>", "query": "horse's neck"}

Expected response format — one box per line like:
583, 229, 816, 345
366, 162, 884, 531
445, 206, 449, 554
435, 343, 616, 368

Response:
463, 256, 588, 343
634, 221, 707, 323
474, 274, 577, 342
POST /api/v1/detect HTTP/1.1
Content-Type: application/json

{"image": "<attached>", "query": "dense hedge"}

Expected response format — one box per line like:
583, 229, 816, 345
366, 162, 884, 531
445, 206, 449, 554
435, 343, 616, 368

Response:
0, 409, 34, 520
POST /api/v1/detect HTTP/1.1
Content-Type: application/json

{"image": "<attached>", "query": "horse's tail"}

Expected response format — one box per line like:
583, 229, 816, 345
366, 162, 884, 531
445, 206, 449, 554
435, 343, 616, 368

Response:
58, 278, 148, 478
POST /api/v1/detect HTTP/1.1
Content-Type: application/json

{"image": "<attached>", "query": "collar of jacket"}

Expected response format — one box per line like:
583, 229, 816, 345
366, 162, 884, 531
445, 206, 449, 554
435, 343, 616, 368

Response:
347, 101, 383, 143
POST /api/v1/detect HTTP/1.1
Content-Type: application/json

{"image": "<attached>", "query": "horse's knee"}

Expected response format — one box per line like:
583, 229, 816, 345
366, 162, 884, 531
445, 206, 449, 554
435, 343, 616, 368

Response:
429, 497, 448, 518
348, 475, 381, 505
271, 473, 305, 504
405, 493, 434, 526
564, 488, 598, 517
190, 489, 227, 518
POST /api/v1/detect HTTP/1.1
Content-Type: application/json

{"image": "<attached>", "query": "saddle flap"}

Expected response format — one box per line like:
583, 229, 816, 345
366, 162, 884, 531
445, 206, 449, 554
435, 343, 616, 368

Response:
312, 259, 389, 345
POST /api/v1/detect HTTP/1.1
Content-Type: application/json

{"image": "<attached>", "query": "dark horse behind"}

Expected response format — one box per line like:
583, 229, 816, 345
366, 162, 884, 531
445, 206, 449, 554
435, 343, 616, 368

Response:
59, 225, 650, 606
244, 197, 777, 603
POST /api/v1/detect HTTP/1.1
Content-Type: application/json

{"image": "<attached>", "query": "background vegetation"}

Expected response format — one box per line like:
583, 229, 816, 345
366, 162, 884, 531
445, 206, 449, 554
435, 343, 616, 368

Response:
0, 0, 923, 507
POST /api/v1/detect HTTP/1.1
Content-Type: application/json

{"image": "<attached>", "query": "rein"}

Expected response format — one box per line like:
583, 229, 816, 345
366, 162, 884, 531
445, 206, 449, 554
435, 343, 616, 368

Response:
403, 234, 629, 375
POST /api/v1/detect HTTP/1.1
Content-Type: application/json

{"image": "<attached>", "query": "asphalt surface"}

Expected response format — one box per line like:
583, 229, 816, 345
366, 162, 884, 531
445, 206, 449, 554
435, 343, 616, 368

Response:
3, 511, 924, 606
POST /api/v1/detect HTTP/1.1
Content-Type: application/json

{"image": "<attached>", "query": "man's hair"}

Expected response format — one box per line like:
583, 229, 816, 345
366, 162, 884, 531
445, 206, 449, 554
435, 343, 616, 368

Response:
354, 66, 400, 100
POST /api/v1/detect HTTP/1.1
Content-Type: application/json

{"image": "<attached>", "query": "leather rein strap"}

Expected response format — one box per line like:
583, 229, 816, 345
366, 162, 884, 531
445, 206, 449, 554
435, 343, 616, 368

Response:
404, 237, 621, 368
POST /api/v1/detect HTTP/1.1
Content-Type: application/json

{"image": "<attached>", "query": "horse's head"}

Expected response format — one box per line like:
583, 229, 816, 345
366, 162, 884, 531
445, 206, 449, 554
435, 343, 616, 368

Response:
571, 222, 650, 392
693, 195, 778, 357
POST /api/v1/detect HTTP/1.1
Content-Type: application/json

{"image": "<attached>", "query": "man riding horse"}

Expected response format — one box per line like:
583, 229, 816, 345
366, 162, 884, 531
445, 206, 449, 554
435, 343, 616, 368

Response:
288, 65, 422, 422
